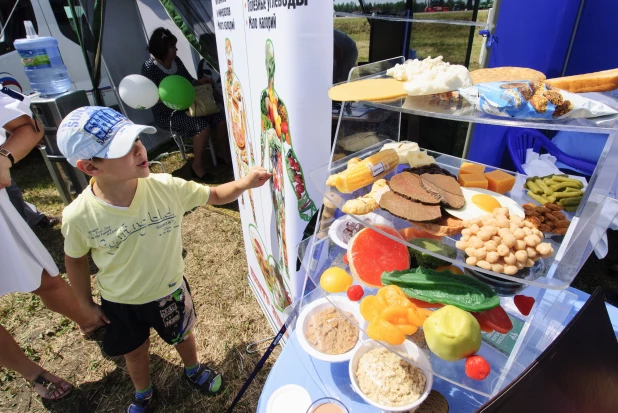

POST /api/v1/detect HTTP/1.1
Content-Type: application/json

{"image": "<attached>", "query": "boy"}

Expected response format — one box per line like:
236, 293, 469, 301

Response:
57, 106, 270, 412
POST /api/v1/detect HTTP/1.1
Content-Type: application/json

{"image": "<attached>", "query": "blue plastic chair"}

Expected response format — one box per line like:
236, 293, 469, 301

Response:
505, 128, 597, 176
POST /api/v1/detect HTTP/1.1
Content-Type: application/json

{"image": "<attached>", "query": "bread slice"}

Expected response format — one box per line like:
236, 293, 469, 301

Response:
545, 68, 618, 93
410, 216, 464, 237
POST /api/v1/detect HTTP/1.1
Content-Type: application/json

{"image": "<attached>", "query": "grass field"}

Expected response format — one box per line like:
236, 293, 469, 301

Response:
335, 10, 489, 70
0, 147, 276, 413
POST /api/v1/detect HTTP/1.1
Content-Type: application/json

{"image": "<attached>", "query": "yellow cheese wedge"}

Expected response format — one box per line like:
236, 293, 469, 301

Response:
328, 79, 407, 102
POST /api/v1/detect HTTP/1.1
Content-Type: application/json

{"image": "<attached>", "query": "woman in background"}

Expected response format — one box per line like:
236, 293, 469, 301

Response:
142, 28, 231, 181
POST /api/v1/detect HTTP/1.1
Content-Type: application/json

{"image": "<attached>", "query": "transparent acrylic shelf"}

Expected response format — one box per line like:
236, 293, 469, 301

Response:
309, 140, 618, 290
334, 11, 493, 28
294, 235, 579, 398
343, 73, 618, 134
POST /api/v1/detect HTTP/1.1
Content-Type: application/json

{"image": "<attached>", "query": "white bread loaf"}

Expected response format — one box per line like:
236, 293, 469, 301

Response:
545, 68, 618, 93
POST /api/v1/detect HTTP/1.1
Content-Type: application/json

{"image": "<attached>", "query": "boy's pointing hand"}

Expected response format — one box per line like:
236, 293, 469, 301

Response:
244, 167, 272, 189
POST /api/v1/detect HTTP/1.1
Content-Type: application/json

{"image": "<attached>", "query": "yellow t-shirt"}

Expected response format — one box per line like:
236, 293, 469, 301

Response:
62, 173, 210, 305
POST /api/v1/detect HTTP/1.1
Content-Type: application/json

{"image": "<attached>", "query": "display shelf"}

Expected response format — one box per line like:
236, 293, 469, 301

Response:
309, 140, 618, 290
294, 235, 578, 398
331, 56, 618, 133
334, 11, 493, 28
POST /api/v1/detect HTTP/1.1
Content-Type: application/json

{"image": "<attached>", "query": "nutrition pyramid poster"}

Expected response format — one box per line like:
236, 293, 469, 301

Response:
213, 0, 333, 331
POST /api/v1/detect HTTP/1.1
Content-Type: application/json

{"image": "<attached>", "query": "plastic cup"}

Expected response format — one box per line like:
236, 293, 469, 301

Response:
306, 397, 350, 413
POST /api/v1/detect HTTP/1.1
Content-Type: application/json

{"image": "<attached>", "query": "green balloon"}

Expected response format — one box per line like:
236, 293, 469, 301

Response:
158, 75, 195, 110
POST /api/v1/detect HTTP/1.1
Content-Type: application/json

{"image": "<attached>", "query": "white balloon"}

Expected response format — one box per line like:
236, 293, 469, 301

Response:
119, 75, 159, 110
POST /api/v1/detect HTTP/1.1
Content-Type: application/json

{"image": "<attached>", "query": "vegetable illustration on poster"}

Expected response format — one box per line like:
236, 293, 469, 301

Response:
224, 38, 257, 223
213, 0, 332, 331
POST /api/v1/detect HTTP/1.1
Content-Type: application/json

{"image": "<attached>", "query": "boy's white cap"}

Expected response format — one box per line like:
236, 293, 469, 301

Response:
57, 106, 156, 167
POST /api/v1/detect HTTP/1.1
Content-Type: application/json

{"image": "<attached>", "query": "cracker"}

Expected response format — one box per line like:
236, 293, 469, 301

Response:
470, 67, 546, 84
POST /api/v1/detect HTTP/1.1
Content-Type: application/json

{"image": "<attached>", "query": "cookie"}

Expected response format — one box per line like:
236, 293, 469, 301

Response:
530, 94, 549, 113
504, 89, 522, 108
553, 100, 574, 118
417, 390, 449, 413
543, 90, 564, 106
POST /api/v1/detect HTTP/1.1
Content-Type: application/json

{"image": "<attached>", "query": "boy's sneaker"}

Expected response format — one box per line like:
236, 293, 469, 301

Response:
126, 386, 156, 413
184, 363, 224, 396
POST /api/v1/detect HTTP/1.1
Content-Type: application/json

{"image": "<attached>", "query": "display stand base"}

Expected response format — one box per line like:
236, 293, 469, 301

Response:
248, 274, 288, 347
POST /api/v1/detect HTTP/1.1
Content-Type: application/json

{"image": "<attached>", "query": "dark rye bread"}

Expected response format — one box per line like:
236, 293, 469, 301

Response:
389, 172, 440, 205
403, 164, 456, 179
420, 173, 465, 209
379, 191, 442, 222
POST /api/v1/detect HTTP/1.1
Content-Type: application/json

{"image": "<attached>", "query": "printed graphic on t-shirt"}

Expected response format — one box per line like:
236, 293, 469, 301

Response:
86, 207, 179, 254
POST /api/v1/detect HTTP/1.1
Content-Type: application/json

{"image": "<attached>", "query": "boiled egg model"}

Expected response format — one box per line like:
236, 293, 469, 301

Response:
445, 188, 524, 220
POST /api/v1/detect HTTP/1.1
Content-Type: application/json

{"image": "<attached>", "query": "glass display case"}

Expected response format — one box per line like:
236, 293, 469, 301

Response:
288, 57, 618, 403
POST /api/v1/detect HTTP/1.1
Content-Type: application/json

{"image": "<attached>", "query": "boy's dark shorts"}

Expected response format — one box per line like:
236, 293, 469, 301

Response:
101, 279, 196, 357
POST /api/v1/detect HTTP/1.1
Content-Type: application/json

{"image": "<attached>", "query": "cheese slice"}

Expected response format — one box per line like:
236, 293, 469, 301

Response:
381, 141, 420, 163
328, 79, 407, 102
406, 150, 436, 167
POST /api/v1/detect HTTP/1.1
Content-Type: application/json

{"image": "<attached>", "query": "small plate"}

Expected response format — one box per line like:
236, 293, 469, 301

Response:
328, 212, 390, 250
267, 384, 312, 413
296, 295, 364, 363
445, 187, 525, 221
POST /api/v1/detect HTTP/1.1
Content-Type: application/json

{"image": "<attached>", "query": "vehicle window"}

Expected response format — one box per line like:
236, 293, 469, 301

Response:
48, 0, 80, 45
0, 0, 38, 56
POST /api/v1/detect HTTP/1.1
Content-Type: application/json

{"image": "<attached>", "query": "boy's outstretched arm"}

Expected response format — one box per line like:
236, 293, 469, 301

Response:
208, 166, 272, 205
65, 254, 110, 324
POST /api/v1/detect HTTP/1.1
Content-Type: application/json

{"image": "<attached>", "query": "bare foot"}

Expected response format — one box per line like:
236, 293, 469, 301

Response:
29, 370, 73, 400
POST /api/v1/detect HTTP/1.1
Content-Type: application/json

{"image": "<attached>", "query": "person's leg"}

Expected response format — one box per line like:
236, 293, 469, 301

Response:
6, 179, 45, 227
0, 324, 71, 399
191, 128, 211, 178
124, 339, 152, 391
213, 120, 232, 164
175, 332, 198, 367
34, 270, 103, 333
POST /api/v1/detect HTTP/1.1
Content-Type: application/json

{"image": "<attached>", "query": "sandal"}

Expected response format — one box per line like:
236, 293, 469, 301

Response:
184, 363, 224, 396
28, 370, 73, 401
126, 386, 157, 413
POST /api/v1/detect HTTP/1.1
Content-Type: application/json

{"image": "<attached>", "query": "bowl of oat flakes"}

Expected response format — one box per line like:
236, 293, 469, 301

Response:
296, 295, 364, 363
349, 340, 433, 412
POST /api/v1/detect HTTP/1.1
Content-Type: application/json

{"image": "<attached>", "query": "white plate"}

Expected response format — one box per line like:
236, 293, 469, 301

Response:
445, 187, 525, 221
266, 384, 312, 413
296, 295, 364, 363
328, 212, 390, 250
349, 340, 433, 413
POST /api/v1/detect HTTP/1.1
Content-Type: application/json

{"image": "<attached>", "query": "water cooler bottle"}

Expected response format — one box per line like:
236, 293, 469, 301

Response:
30, 90, 89, 205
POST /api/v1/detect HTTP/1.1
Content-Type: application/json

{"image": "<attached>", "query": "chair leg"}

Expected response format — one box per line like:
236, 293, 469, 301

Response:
171, 132, 187, 161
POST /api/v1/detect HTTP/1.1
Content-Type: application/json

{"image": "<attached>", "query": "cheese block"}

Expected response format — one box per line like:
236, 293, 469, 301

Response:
484, 170, 516, 194
458, 173, 488, 189
407, 150, 436, 167
381, 141, 421, 163
459, 162, 486, 175
328, 78, 407, 102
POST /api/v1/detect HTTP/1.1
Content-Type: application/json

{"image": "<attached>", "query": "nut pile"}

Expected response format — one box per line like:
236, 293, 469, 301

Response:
455, 208, 554, 276
523, 203, 570, 235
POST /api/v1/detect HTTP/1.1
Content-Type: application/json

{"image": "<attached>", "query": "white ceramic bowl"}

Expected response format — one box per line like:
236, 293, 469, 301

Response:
296, 295, 364, 363
349, 340, 433, 413
328, 212, 391, 250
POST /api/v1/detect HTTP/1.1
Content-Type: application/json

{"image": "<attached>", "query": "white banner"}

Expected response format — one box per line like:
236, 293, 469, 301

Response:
213, 0, 333, 330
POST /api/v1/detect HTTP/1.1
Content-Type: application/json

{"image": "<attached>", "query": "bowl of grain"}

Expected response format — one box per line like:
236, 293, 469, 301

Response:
296, 295, 363, 363
349, 340, 433, 412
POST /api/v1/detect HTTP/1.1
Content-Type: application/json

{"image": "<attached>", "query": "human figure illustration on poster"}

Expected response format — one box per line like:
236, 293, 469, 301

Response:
224, 38, 257, 223
260, 39, 318, 282
248, 224, 291, 311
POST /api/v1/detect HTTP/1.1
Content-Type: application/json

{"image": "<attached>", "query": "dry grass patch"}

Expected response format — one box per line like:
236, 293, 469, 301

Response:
0, 147, 275, 412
